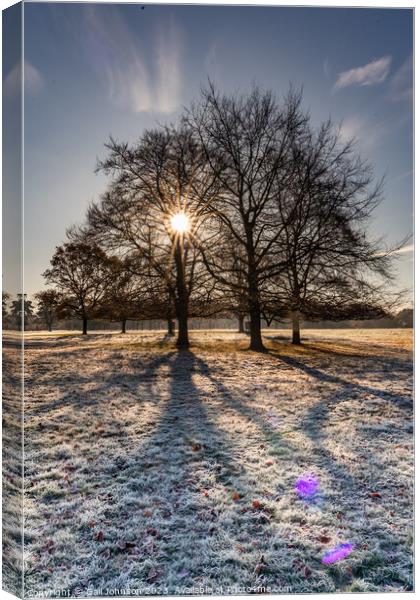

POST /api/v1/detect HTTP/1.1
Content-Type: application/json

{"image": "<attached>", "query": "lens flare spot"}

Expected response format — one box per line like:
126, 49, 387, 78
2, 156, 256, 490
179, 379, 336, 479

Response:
322, 543, 354, 564
295, 474, 319, 498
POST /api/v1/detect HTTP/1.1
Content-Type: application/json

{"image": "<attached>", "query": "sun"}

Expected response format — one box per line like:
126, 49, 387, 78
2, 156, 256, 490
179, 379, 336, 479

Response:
170, 212, 190, 233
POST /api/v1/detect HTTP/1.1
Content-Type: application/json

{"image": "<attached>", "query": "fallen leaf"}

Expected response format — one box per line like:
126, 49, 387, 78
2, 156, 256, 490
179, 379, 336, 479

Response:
368, 492, 382, 499
317, 535, 331, 544
231, 491, 240, 501
252, 500, 262, 509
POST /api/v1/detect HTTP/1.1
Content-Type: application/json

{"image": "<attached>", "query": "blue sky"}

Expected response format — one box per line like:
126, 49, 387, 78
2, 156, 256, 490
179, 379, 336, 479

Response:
6, 2, 413, 297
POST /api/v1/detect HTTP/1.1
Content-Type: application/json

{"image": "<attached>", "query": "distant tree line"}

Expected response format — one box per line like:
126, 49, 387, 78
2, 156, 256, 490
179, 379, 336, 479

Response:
7, 85, 408, 350
2, 291, 412, 334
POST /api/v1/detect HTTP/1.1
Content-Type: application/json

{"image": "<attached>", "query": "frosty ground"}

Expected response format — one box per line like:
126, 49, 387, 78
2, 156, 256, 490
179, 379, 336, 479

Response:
23, 329, 413, 595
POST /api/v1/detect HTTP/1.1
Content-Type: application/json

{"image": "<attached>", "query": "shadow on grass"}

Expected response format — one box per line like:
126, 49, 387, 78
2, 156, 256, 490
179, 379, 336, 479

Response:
24, 336, 413, 593
270, 352, 412, 412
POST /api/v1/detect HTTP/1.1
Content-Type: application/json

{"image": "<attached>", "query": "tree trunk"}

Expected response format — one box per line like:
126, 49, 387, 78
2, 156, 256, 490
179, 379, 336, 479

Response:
249, 304, 265, 351
167, 317, 175, 336
82, 316, 88, 335
245, 230, 265, 352
121, 318, 126, 334
292, 313, 301, 345
176, 306, 189, 349
174, 237, 190, 349
238, 314, 245, 333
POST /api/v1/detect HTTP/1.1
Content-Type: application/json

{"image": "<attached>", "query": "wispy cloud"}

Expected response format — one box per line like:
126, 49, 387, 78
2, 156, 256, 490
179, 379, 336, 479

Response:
4, 60, 44, 98
337, 115, 382, 151
334, 56, 391, 90
155, 22, 182, 113
389, 169, 413, 186
337, 109, 409, 153
82, 6, 182, 114
388, 56, 412, 102
338, 116, 366, 143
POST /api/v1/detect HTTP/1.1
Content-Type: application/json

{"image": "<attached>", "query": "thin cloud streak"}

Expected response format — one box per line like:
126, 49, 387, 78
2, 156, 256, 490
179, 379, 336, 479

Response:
155, 21, 182, 113
388, 56, 412, 102
4, 60, 44, 98
338, 109, 410, 154
389, 169, 413, 186
337, 115, 382, 152
334, 56, 391, 90
82, 5, 182, 114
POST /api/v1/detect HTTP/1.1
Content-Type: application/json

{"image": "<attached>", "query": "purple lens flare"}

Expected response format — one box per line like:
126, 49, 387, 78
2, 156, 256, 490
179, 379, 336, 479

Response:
322, 543, 354, 564
295, 474, 319, 498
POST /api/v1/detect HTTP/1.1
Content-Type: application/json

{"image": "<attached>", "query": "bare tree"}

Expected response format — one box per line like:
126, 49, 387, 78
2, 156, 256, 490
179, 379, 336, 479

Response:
269, 117, 398, 343
189, 84, 307, 351
34, 289, 61, 332
91, 123, 219, 349
43, 241, 112, 334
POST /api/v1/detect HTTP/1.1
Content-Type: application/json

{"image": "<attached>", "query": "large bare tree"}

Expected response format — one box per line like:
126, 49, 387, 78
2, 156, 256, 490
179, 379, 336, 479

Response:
91, 123, 219, 348
189, 84, 307, 351
269, 118, 398, 343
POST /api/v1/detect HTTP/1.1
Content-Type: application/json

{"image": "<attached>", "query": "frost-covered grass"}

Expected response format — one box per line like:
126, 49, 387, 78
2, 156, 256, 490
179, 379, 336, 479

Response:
23, 329, 413, 595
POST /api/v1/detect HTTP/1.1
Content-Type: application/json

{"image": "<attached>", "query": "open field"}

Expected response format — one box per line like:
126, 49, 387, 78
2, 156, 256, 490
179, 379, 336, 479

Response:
22, 329, 413, 595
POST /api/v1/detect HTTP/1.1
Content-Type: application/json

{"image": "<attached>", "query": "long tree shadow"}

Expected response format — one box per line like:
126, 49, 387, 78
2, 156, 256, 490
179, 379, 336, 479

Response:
120, 349, 287, 590
26, 347, 288, 593
301, 343, 412, 369
24, 346, 182, 591
274, 353, 412, 412
267, 349, 413, 589
24, 340, 413, 594
186, 349, 413, 590
191, 353, 293, 461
